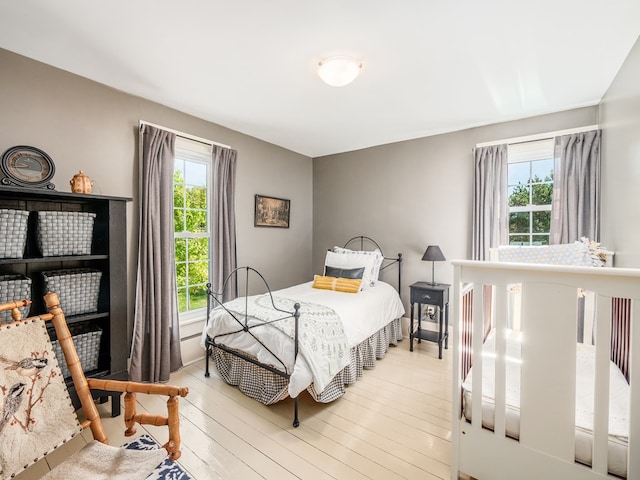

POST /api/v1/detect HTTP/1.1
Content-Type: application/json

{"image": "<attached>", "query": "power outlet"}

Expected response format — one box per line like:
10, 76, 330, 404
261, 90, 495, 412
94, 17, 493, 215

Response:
422, 305, 438, 322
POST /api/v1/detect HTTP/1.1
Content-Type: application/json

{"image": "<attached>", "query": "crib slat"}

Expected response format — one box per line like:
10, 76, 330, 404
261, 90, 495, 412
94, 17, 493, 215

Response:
592, 293, 611, 475
471, 285, 485, 433
462, 287, 473, 379
628, 299, 640, 480
519, 282, 576, 462
450, 269, 462, 480
493, 284, 508, 438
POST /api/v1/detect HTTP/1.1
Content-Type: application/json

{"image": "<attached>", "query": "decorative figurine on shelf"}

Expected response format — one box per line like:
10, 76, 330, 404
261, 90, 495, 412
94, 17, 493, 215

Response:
69, 170, 94, 194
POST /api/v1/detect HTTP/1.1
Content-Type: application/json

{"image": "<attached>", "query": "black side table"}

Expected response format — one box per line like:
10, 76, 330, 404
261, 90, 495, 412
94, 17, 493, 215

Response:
409, 282, 450, 358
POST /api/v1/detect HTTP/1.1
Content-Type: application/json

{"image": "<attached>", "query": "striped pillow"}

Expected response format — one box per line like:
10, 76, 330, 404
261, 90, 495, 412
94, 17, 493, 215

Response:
312, 275, 362, 294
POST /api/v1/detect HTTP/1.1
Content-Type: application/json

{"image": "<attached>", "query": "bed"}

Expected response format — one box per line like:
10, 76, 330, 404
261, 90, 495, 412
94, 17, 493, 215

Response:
451, 246, 640, 479
201, 236, 405, 427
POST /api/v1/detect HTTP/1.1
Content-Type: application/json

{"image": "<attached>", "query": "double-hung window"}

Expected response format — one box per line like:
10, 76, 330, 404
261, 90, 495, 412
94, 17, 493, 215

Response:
173, 137, 211, 321
507, 139, 554, 245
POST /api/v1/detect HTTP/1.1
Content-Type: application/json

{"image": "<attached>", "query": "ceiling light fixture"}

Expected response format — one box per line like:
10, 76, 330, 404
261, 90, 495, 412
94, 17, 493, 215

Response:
318, 56, 362, 87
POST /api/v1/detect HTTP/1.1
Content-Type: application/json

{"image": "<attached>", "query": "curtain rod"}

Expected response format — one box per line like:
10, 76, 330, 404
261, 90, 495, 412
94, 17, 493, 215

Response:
476, 124, 599, 148
139, 120, 231, 149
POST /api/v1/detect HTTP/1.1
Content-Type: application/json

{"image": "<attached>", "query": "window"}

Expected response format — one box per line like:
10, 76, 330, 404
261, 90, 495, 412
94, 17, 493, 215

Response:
174, 137, 212, 319
507, 139, 554, 245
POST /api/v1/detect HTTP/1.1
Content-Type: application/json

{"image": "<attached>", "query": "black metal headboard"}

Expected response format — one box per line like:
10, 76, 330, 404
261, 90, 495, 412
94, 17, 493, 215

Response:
342, 235, 403, 293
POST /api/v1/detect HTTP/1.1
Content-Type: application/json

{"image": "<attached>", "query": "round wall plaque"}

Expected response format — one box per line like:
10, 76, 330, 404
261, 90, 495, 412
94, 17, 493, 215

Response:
1, 145, 56, 189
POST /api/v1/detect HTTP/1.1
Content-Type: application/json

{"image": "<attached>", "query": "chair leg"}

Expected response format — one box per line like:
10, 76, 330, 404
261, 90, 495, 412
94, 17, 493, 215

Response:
165, 395, 182, 461
124, 392, 138, 436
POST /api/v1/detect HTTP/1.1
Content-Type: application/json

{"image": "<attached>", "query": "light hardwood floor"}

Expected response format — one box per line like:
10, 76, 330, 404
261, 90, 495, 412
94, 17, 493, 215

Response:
17, 337, 454, 480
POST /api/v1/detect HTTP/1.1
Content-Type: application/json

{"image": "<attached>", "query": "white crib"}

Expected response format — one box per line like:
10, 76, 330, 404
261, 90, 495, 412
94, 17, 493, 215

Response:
451, 260, 640, 480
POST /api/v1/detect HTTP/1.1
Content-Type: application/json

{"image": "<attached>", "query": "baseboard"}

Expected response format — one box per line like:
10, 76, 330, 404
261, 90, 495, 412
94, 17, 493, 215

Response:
182, 354, 205, 367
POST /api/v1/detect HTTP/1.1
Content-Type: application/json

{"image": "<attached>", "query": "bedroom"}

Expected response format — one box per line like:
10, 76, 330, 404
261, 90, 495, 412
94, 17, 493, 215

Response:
1, 2, 640, 479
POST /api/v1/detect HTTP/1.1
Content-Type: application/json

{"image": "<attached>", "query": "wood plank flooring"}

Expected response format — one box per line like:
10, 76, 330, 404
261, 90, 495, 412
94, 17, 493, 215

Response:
16, 338, 454, 480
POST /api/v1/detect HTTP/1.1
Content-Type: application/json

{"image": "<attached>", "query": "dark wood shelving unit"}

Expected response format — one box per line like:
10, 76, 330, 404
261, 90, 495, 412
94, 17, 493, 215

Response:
0, 186, 131, 415
0, 254, 109, 265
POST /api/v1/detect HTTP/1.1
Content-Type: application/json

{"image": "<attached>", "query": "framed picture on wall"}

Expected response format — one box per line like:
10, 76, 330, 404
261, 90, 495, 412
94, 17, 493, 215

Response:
254, 194, 290, 228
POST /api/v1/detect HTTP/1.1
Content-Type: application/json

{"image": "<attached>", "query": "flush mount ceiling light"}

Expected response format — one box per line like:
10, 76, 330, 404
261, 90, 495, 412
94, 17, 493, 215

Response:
318, 56, 362, 87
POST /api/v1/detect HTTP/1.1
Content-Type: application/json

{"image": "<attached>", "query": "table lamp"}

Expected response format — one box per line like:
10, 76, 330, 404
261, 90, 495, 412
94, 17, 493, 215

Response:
422, 245, 446, 285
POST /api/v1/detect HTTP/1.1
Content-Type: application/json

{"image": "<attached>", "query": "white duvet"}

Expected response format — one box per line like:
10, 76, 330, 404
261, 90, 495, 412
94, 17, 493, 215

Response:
201, 280, 405, 398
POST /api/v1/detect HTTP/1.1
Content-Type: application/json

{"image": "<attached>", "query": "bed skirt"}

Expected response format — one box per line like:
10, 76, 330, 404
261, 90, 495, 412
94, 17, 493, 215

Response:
212, 317, 404, 405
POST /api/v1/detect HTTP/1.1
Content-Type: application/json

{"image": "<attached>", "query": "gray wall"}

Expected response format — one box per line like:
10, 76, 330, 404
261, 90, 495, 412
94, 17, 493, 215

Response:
5, 37, 639, 330
313, 107, 598, 311
0, 48, 313, 337
599, 36, 640, 268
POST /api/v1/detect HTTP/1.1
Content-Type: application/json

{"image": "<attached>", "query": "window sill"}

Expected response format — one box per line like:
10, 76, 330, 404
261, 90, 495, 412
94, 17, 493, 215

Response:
180, 315, 206, 327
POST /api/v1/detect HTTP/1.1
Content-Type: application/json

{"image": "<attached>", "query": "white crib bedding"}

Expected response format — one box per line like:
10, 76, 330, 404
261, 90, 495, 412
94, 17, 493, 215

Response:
202, 280, 405, 399
461, 330, 630, 478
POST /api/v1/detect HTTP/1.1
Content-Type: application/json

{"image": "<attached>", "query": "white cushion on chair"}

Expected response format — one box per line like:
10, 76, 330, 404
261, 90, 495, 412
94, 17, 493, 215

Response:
41, 440, 168, 480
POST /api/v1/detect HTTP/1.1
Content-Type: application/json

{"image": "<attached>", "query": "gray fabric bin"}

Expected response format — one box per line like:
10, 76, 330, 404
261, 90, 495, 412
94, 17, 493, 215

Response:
0, 209, 29, 259
43, 268, 102, 316
0, 274, 31, 323
51, 323, 102, 378
37, 211, 96, 256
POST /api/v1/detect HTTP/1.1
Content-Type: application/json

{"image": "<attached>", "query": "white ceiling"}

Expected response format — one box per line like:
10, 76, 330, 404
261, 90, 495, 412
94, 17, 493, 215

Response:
1, 1, 639, 157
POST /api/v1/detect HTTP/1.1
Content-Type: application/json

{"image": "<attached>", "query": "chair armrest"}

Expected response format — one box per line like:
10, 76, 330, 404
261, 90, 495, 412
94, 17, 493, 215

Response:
87, 378, 188, 398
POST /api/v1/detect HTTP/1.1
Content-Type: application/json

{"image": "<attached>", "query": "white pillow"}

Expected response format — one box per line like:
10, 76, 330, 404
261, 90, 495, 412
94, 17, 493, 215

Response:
332, 246, 384, 284
324, 250, 377, 289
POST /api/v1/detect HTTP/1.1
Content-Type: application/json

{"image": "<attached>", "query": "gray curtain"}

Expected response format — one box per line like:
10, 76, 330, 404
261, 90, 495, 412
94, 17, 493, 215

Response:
130, 124, 182, 383
550, 130, 601, 244
211, 145, 238, 302
472, 144, 508, 260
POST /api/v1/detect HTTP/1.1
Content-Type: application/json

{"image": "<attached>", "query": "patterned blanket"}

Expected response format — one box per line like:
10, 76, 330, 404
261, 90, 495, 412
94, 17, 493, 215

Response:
220, 294, 350, 392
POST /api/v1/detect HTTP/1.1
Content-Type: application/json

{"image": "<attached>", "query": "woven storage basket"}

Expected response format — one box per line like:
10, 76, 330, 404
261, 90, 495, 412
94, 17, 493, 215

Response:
0, 208, 29, 259
37, 211, 96, 256
0, 274, 31, 324
42, 268, 102, 316
51, 323, 103, 378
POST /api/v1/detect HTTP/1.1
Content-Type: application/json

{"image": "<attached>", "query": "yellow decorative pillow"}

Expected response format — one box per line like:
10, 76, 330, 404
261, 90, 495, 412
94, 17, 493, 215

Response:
312, 275, 362, 294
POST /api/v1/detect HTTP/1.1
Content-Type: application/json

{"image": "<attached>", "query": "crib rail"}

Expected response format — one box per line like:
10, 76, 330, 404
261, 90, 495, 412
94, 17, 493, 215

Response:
452, 260, 640, 480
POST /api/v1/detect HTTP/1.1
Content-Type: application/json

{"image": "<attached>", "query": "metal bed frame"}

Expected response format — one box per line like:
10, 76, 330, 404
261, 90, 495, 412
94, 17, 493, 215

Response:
203, 235, 402, 427
341, 235, 403, 294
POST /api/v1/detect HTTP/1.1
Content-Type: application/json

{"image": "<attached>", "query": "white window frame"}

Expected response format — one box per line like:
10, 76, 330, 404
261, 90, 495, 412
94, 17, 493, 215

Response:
507, 139, 554, 245
174, 136, 212, 324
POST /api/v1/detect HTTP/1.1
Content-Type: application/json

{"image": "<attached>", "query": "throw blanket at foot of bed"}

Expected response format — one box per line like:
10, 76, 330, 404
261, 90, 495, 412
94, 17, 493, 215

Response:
213, 294, 350, 394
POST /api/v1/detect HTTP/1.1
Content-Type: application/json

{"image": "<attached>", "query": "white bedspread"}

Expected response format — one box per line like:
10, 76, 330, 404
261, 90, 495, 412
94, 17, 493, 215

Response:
201, 280, 405, 398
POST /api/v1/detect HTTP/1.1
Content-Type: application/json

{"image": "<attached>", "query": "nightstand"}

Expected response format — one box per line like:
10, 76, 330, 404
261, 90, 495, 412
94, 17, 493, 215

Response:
409, 282, 450, 358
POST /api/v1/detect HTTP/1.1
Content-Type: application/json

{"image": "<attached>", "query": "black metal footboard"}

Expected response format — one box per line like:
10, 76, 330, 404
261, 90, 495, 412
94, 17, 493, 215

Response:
203, 266, 301, 427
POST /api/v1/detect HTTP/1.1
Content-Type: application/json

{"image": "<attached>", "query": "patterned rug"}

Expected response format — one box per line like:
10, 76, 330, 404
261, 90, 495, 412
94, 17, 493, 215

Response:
123, 434, 192, 480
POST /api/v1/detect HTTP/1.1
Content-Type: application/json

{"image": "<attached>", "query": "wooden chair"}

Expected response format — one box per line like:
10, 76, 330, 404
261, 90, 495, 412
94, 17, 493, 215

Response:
0, 293, 189, 480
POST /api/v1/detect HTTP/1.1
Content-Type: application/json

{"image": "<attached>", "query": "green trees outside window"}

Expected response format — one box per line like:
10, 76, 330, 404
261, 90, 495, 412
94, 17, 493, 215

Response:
507, 158, 553, 245
174, 161, 209, 313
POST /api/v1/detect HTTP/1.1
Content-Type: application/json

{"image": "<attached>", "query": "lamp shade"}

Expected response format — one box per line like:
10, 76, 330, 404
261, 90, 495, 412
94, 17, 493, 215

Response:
422, 245, 446, 262
318, 56, 362, 87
